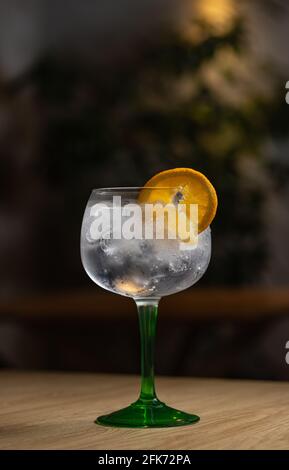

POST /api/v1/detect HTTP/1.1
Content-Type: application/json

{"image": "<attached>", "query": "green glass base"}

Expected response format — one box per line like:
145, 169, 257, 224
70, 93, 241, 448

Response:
96, 399, 200, 428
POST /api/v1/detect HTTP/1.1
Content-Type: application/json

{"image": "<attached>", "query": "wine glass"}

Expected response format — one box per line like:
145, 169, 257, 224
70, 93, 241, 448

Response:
81, 187, 211, 427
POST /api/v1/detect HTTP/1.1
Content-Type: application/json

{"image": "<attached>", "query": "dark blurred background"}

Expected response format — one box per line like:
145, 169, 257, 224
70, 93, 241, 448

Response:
1, 0, 289, 380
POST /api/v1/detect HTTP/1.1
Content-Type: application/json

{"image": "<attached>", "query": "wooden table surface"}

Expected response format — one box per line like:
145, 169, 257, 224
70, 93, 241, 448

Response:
1, 371, 289, 450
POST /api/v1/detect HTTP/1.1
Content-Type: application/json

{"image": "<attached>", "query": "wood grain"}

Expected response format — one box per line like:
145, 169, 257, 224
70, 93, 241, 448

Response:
1, 287, 289, 320
0, 371, 289, 450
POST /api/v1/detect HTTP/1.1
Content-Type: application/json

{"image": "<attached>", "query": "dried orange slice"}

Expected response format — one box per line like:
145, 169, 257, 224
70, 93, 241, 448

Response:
139, 168, 217, 233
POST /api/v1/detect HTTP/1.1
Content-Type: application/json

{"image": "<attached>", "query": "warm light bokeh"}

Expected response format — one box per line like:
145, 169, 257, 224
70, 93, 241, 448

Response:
196, 0, 238, 33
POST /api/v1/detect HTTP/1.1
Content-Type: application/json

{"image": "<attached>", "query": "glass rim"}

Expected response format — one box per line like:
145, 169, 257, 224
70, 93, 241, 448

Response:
91, 186, 180, 194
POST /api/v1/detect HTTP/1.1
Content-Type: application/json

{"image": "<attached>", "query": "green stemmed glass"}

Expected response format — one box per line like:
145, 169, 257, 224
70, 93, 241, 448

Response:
81, 187, 211, 427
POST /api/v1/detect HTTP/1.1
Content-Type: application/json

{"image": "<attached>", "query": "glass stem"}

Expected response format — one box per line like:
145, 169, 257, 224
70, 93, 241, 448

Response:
136, 299, 160, 404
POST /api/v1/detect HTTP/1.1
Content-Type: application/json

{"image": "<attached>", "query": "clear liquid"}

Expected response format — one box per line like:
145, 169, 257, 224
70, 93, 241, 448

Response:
81, 226, 211, 298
